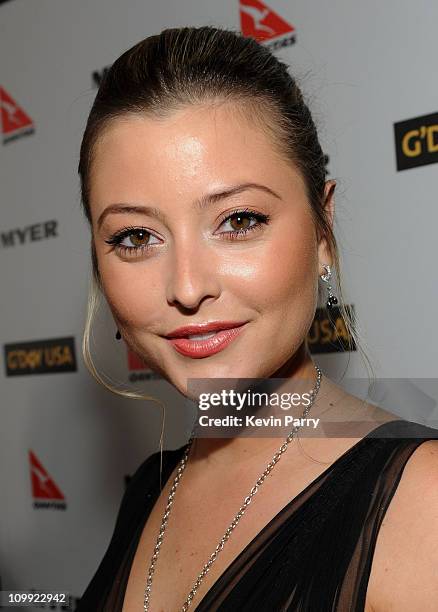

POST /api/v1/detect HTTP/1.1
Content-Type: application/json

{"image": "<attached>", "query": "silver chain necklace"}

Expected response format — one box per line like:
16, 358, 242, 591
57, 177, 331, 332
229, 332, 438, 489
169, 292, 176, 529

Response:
143, 364, 322, 611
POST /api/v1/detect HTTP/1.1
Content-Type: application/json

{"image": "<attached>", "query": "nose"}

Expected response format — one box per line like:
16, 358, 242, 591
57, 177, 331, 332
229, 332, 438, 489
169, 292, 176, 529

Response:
165, 237, 221, 310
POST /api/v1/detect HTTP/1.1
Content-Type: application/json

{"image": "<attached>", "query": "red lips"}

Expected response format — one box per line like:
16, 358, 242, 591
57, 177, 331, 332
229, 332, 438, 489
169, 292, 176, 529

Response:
163, 320, 249, 358
164, 321, 247, 339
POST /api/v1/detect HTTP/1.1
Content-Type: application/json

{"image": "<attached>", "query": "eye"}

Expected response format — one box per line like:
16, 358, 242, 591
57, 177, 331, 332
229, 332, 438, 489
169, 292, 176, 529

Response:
120, 229, 159, 248
104, 226, 161, 257
216, 208, 270, 240
103, 209, 271, 259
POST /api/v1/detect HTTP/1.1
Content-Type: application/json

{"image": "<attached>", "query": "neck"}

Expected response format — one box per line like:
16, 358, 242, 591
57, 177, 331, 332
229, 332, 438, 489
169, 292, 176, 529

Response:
188, 342, 330, 468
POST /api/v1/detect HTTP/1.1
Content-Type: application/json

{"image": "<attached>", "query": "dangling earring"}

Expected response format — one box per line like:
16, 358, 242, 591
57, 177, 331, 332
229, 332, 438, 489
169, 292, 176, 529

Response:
115, 329, 121, 340
320, 264, 338, 309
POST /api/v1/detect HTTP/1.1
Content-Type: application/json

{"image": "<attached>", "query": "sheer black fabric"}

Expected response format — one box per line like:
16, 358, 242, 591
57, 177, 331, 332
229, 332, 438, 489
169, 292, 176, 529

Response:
76, 419, 438, 611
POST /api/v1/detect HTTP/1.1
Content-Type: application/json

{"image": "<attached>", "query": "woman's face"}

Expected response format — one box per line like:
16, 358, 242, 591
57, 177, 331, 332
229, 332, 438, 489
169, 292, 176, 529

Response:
89, 103, 334, 397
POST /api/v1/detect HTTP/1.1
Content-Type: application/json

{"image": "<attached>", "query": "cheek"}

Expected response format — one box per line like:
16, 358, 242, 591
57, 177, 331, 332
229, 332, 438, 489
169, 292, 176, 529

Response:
260, 215, 319, 350
99, 262, 162, 329
240, 214, 318, 311
280, 219, 317, 285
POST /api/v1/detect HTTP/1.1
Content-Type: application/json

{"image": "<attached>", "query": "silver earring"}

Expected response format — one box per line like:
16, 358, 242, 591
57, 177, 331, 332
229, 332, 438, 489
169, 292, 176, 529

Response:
320, 264, 338, 309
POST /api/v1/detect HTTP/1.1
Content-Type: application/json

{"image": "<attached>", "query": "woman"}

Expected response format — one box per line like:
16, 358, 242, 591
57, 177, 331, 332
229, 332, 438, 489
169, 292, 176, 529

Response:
76, 26, 438, 612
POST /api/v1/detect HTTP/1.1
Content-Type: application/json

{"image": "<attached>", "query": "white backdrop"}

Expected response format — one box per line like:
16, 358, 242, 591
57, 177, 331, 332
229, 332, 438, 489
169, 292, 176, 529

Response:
1, 1, 437, 609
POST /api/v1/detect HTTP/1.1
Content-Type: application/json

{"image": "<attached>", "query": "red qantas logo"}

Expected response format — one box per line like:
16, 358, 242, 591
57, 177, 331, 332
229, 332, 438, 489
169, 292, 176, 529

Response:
239, 0, 296, 46
127, 348, 150, 371
29, 450, 66, 509
0, 86, 35, 144
127, 348, 161, 382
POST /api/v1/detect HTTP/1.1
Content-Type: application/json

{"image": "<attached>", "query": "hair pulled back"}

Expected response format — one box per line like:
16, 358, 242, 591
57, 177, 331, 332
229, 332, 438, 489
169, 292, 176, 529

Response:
78, 26, 373, 420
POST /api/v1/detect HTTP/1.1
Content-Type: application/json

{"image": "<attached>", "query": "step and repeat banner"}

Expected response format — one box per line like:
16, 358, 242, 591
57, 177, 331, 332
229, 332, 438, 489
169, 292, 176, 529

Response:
1, 0, 437, 608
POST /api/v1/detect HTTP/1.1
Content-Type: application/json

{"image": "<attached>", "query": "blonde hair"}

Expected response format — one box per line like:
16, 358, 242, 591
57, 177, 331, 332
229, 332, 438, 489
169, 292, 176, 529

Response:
82, 273, 170, 488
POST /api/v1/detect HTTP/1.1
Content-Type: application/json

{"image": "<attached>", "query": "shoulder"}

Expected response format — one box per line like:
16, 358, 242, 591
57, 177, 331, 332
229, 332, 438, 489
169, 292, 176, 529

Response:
367, 437, 438, 611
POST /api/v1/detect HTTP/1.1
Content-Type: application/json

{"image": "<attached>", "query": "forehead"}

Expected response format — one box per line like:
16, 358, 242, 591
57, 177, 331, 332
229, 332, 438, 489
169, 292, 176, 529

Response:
89, 103, 307, 213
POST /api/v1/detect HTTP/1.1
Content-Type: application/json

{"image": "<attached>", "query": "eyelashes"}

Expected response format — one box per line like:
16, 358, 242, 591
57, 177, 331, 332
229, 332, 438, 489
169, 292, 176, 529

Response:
105, 226, 159, 257
104, 208, 271, 258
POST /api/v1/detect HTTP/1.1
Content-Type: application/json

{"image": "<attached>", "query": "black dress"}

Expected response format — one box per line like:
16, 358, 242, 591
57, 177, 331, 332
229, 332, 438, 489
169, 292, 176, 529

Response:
76, 419, 438, 611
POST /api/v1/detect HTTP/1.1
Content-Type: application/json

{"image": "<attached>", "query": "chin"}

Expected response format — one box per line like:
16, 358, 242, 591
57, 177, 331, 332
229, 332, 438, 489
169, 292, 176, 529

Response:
179, 362, 259, 399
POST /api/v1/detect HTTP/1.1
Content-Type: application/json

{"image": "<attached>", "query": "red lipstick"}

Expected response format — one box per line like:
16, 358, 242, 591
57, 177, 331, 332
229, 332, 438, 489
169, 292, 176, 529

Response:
164, 321, 248, 358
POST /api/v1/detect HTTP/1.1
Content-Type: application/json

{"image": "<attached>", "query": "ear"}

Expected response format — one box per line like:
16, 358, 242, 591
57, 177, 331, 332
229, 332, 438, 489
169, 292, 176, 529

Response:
317, 179, 336, 273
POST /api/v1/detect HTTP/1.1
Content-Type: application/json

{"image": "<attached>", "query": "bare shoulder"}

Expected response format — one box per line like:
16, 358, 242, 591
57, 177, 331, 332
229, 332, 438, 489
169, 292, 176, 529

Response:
367, 438, 438, 612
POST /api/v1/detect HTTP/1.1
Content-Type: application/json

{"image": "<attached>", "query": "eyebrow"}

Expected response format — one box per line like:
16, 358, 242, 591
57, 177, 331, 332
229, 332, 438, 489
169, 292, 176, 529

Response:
96, 182, 282, 229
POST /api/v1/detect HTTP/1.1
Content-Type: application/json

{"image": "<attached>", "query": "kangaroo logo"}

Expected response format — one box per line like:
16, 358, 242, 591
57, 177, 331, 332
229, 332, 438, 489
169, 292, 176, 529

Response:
31, 465, 54, 495
0, 98, 22, 126
29, 450, 65, 500
240, 4, 276, 36
239, 0, 296, 43
0, 86, 34, 144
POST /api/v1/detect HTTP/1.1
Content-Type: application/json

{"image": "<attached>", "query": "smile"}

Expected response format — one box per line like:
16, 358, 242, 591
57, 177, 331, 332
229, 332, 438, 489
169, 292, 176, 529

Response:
166, 324, 247, 358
